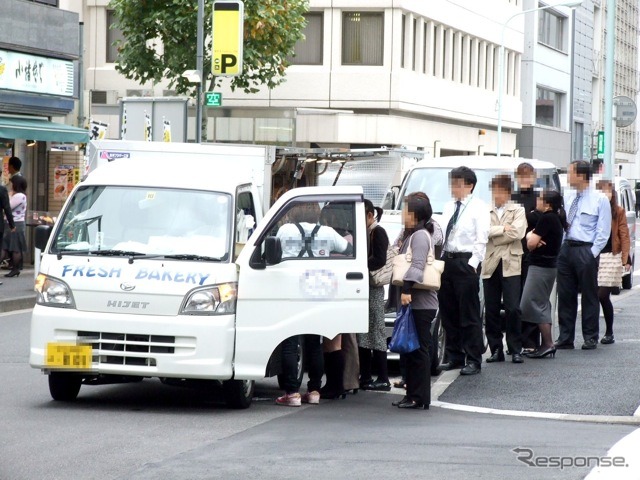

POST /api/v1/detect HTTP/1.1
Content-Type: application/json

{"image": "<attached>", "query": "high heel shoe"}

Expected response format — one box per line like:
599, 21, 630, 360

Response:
528, 346, 556, 359
4, 270, 20, 278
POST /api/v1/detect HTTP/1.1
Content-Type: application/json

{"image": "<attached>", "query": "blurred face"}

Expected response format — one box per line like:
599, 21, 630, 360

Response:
535, 195, 545, 212
568, 164, 588, 189
491, 185, 510, 207
402, 204, 418, 228
450, 178, 473, 201
516, 172, 535, 190
366, 210, 375, 228
598, 183, 613, 201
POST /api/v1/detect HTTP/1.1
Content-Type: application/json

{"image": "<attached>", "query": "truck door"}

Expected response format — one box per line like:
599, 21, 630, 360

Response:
234, 187, 369, 379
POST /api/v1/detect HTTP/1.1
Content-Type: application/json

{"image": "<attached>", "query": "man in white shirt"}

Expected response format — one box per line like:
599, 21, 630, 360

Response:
437, 166, 490, 375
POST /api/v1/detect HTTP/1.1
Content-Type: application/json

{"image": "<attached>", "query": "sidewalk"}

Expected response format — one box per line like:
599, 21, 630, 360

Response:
438, 286, 640, 418
0, 267, 36, 313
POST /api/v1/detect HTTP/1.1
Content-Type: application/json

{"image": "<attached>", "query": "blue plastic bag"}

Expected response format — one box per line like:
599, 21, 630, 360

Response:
388, 305, 420, 354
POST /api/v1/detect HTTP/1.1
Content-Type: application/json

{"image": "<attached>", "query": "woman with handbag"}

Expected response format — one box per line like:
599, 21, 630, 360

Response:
595, 180, 631, 345
357, 199, 392, 391
391, 192, 439, 410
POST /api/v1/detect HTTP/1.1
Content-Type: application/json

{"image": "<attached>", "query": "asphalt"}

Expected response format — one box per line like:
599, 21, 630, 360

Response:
439, 284, 640, 418
0, 267, 36, 313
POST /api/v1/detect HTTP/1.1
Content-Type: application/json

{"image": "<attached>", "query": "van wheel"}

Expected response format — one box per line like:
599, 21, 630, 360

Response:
277, 340, 304, 390
622, 259, 634, 289
48, 372, 82, 401
223, 379, 254, 409
430, 313, 445, 375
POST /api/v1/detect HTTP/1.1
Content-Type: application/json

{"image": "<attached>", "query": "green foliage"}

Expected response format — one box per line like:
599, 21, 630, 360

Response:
109, 0, 309, 95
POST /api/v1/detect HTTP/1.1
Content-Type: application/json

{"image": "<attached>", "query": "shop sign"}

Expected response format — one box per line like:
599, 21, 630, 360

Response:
0, 49, 74, 97
54, 165, 79, 200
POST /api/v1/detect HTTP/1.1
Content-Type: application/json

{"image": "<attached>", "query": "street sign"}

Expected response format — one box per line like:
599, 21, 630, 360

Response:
212, 1, 244, 77
613, 95, 637, 128
205, 92, 222, 107
597, 130, 604, 159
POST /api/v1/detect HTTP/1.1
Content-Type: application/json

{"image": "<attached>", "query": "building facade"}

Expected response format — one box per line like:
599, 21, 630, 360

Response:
68, 0, 526, 158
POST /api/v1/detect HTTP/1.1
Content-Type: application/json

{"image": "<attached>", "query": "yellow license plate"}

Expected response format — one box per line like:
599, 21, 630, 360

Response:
45, 343, 92, 369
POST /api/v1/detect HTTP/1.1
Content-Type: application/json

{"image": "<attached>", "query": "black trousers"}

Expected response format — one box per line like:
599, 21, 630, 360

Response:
438, 257, 484, 366
557, 244, 600, 344
406, 308, 436, 405
281, 335, 324, 394
483, 260, 522, 355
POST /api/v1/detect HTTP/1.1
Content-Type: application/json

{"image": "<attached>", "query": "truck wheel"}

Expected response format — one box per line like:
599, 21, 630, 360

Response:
223, 379, 254, 409
430, 313, 445, 376
48, 372, 82, 401
277, 340, 304, 390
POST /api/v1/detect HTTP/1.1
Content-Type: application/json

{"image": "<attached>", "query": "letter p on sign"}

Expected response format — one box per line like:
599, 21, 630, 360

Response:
212, 1, 244, 77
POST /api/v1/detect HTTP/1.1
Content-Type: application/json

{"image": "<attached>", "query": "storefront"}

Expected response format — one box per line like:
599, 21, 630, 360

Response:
1, 0, 87, 265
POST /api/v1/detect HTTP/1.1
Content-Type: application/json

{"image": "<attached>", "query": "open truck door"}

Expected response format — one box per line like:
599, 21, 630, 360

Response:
234, 186, 369, 379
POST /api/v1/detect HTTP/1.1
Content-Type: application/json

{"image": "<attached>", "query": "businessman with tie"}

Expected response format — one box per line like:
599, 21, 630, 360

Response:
437, 167, 489, 375
555, 161, 611, 350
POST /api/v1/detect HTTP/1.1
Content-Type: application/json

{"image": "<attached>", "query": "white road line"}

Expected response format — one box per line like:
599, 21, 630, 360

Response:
0, 308, 33, 317
584, 428, 640, 479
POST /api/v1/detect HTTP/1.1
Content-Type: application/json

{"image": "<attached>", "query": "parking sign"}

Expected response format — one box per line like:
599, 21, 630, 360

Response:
212, 1, 244, 77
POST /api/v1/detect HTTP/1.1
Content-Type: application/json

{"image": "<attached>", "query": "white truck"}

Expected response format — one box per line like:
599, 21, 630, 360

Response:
31, 140, 396, 408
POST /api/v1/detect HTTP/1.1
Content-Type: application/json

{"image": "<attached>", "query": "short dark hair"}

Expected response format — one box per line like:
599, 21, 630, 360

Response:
491, 174, 513, 193
288, 202, 320, 224
571, 160, 592, 181
449, 166, 477, 192
516, 162, 534, 176
8, 156, 21, 171
10, 175, 27, 194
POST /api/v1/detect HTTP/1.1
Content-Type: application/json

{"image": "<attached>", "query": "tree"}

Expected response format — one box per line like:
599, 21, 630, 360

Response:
109, 0, 309, 139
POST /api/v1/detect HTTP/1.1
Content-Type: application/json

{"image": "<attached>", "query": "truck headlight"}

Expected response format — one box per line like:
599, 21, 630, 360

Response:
181, 282, 237, 315
35, 274, 75, 308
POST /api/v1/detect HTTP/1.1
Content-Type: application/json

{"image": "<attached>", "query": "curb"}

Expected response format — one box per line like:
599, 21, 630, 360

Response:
0, 295, 35, 313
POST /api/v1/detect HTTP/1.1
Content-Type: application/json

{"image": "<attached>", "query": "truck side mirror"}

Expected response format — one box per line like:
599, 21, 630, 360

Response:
382, 187, 398, 210
264, 236, 282, 265
34, 225, 52, 251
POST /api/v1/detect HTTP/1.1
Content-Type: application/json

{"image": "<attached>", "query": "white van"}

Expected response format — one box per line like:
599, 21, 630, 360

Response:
30, 142, 370, 408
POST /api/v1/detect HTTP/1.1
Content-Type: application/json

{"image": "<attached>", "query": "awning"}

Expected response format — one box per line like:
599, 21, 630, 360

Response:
0, 117, 90, 143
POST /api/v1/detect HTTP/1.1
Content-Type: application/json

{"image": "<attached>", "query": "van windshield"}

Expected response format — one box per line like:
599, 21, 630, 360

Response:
51, 186, 232, 260
397, 167, 560, 213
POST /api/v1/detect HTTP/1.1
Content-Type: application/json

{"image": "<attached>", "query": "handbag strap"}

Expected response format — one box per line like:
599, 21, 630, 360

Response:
407, 229, 435, 264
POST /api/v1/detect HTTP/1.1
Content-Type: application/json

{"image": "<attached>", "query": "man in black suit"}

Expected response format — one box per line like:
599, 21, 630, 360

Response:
0, 184, 15, 286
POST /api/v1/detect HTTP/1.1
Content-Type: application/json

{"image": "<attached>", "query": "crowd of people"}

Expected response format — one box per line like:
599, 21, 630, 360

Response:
274, 159, 630, 411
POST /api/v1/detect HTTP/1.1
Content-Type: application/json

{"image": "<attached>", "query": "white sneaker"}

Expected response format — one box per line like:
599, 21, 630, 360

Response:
275, 392, 301, 407
301, 390, 320, 405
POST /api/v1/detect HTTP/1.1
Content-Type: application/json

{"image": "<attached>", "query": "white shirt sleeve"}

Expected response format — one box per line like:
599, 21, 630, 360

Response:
470, 199, 490, 269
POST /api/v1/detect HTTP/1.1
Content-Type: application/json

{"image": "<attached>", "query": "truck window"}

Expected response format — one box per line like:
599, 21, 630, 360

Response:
235, 191, 257, 259
271, 200, 356, 259
52, 186, 233, 261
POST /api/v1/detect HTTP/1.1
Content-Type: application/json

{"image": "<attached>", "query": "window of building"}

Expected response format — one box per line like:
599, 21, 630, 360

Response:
106, 10, 125, 64
573, 122, 584, 159
401, 14, 406, 68
538, 7, 566, 51
289, 12, 324, 65
536, 87, 563, 128
342, 12, 384, 66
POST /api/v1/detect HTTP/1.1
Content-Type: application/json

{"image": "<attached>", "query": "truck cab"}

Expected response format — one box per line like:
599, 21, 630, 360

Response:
30, 142, 370, 408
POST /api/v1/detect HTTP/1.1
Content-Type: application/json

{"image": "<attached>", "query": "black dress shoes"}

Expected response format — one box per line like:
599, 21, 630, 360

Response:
554, 341, 575, 350
511, 353, 524, 363
486, 350, 505, 363
362, 380, 392, 391
460, 363, 481, 375
601, 335, 615, 345
437, 361, 464, 372
397, 400, 429, 410
582, 339, 597, 350
392, 396, 409, 407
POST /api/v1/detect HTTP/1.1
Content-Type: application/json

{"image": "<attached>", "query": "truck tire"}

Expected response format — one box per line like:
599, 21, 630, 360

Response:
277, 339, 304, 390
223, 379, 254, 409
430, 313, 445, 376
48, 372, 82, 401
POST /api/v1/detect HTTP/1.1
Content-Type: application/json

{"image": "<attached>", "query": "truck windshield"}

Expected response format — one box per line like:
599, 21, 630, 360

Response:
397, 167, 560, 214
51, 186, 232, 260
